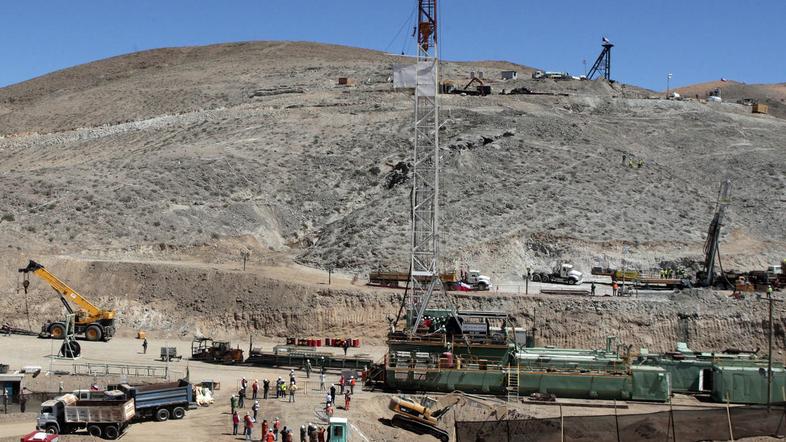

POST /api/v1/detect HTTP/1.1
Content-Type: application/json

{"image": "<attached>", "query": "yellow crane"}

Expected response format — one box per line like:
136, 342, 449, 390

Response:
19, 260, 116, 341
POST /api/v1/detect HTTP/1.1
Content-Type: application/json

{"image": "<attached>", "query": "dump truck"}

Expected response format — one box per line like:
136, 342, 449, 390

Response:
18, 260, 116, 342
388, 395, 460, 441
369, 270, 492, 291
113, 379, 195, 422
531, 263, 583, 285
36, 394, 135, 439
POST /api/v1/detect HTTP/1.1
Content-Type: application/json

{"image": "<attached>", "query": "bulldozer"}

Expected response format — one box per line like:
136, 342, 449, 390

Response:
388, 395, 460, 441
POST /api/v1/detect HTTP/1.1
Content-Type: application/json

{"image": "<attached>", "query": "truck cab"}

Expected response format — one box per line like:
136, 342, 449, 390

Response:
557, 263, 583, 284
326, 417, 349, 442
36, 400, 64, 434
464, 270, 492, 291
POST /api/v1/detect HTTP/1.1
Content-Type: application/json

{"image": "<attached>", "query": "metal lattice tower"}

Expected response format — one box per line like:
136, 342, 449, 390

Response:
587, 37, 614, 81
702, 179, 732, 286
408, 0, 441, 333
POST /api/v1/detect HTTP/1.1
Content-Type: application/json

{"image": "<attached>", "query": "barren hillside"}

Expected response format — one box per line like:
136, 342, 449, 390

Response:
1, 42, 784, 280
0, 41, 785, 346
673, 79, 786, 119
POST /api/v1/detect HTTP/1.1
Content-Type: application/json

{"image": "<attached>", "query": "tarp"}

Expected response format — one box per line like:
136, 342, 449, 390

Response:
393, 61, 436, 96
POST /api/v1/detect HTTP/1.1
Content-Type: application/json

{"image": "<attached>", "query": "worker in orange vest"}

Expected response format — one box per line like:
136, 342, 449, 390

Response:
612, 282, 619, 296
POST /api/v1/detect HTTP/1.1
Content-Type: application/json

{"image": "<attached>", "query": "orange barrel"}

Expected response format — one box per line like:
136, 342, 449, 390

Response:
325, 338, 330, 346
352, 339, 360, 348
310, 338, 316, 347
316, 339, 322, 347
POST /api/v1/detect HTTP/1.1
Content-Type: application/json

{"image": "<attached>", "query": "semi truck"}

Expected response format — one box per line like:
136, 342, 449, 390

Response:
369, 270, 492, 291
531, 263, 584, 285
36, 394, 135, 439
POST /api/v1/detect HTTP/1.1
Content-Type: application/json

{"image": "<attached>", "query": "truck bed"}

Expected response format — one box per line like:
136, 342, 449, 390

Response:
64, 399, 135, 424
120, 380, 192, 410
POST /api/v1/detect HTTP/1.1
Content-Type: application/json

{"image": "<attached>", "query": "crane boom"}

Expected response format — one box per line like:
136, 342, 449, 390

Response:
19, 260, 116, 341
19, 260, 107, 318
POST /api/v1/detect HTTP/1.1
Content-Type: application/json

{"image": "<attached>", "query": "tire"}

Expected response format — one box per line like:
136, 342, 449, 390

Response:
477, 282, 488, 291
87, 425, 102, 438
44, 424, 58, 434
85, 325, 103, 341
103, 425, 119, 440
569, 278, 577, 285
541, 275, 550, 283
60, 341, 81, 358
155, 407, 170, 422
49, 323, 66, 339
172, 406, 186, 419
531, 274, 541, 282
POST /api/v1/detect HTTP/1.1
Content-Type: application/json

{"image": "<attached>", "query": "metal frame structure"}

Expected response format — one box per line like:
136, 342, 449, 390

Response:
408, 0, 442, 333
702, 179, 732, 287
587, 37, 614, 81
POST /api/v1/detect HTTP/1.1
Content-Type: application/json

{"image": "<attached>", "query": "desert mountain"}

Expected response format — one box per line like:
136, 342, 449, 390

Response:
1, 41, 784, 283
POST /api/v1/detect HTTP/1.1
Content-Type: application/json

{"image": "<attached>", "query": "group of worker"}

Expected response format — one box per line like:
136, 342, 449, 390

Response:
659, 268, 686, 278
323, 374, 356, 417
232, 411, 288, 441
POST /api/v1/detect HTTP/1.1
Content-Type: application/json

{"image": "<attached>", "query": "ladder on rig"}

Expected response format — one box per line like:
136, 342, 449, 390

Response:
506, 363, 520, 402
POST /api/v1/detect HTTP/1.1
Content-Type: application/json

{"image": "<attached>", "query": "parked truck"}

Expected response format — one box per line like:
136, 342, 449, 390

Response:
531, 263, 584, 285
369, 270, 492, 291
113, 379, 195, 422
36, 394, 135, 439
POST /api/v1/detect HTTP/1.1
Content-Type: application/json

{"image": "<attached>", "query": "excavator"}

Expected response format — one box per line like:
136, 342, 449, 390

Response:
388, 394, 460, 441
19, 260, 116, 342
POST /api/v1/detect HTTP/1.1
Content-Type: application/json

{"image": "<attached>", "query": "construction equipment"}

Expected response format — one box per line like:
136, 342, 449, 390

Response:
531, 262, 583, 285
371, 269, 492, 291
36, 394, 135, 439
696, 179, 732, 288
587, 37, 614, 81
190, 337, 243, 364
18, 260, 116, 342
388, 395, 459, 441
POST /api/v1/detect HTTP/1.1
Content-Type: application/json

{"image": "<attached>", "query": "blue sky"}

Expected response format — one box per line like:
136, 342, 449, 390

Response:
1, 1, 784, 90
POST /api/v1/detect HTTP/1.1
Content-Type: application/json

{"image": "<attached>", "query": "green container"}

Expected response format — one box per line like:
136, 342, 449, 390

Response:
711, 365, 786, 404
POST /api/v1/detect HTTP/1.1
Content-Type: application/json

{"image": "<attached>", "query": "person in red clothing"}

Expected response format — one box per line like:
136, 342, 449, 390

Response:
273, 417, 281, 441
243, 412, 254, 441
344, 390, 351, 411
231, 411, 240, 435
317, 427, 326, 442
261, 419, 269, 437
252, 379, 259, 399
349, 376, 356, 394
265, 429, 275, 442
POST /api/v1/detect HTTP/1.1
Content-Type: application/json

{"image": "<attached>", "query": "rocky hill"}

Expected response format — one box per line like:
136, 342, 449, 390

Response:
0, 41, 784, 284
673, 79, 786, 119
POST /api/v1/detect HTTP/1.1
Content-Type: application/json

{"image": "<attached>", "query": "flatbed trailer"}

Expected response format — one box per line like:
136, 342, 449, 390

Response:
246, 346, 374, 371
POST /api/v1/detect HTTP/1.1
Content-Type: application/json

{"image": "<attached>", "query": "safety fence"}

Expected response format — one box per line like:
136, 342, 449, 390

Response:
455, 405, 786, 442
72, 362, 178, 379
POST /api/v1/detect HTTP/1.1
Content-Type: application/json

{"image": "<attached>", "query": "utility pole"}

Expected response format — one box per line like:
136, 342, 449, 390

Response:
767, 286, 778, 410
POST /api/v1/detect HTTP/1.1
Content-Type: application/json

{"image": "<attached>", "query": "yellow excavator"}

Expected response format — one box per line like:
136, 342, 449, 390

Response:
388, 395, 459, 441
19, 260, 116, 342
